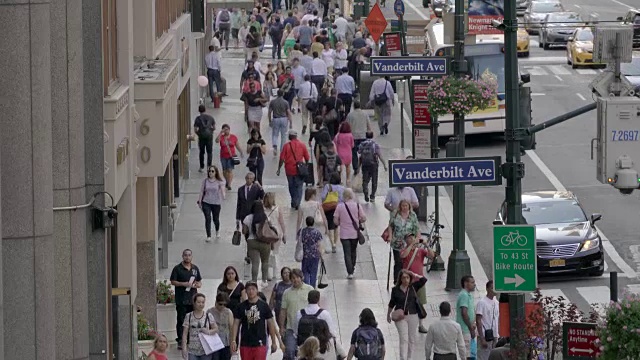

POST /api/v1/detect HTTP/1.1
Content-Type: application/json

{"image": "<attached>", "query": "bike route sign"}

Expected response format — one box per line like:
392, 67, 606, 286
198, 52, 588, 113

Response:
493, 225, 537, 292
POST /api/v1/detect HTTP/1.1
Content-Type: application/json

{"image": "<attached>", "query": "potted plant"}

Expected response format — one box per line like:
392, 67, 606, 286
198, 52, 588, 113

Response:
156, 279, 177, 344
596, 292, 640, 359
423, 70, 498, 117
137, 311, 157, 357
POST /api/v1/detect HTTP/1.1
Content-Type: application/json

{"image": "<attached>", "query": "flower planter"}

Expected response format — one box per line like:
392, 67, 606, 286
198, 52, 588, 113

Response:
156, 303, 177, 344
137, 339, 155, 357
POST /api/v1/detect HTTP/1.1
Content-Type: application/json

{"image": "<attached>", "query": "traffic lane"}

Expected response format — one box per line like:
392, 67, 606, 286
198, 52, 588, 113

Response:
559, 0, 631, 21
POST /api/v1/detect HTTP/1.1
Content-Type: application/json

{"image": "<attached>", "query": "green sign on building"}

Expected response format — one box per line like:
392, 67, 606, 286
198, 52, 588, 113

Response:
493, 225, 537, 292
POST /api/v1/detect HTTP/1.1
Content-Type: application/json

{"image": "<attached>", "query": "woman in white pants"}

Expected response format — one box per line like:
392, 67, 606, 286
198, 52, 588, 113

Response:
386, 269, 427, 360
264, 192, 287, 281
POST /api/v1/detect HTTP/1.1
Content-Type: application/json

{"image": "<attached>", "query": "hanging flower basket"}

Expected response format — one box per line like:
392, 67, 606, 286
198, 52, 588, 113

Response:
424, 71, 498, 117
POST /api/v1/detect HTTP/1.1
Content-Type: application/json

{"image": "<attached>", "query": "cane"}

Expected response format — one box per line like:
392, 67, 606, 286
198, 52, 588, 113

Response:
386, 245, 392, 291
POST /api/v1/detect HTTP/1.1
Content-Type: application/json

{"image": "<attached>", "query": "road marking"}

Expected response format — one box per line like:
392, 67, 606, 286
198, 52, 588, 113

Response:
538, 288, 570, 304
577, 286, 611, 313
591, 12, 599, 17
554, 75, 563, 81
576, 69, 597, 75
549, 65, 571, 75
525, 149, 638, 279
577, 93, 587, 101
520, 56, 568, 64
404, 0, 430, 20
523, 66, 549, 76
574, 4, 581, 8
531, 93, 546, 96
610, 0, 633, 9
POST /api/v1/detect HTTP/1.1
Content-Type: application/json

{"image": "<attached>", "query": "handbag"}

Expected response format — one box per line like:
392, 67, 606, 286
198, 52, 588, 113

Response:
295, 229, 304, 262
223, 136, 241, 165
391, 288, 409, 322
344, 203, 365, 245
318, 260, 328, 289
483, 302, 497, 341
247, 144, 259, 168
374, 81, 389, 106
305, 83, 318, 112
289, 143, 309, 178
381, 213, 397, 242
232, 229, 242, 246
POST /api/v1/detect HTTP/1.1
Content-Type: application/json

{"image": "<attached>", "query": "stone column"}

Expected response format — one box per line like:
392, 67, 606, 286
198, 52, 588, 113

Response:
0, 1, 56, 358
136, 176, 159, 328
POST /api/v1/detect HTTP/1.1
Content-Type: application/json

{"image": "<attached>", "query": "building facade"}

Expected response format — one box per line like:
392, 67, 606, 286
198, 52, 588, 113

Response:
0, 0, 202, 358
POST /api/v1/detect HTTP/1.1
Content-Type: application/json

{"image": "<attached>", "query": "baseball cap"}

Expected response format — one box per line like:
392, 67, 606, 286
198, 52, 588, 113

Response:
288, 129, 298, 136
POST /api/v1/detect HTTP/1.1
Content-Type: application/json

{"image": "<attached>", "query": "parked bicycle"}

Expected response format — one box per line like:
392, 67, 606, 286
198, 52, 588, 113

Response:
423, 211, 445, 273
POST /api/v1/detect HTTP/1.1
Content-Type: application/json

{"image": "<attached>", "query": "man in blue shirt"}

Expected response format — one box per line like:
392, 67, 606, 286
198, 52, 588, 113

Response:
456, 275, 477, 359
334, 67, 356, 115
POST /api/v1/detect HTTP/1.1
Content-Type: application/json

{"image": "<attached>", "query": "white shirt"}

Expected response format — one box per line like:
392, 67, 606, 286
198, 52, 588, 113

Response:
295, 304, 338, 337
298, 81, 318, 100
384, 187, 419, 210
476, 296, 500, 337
205, 51, 221, 70
311, 58, 328, 76
333, 16, 348, 36
425, 316, 466, 359
322, 49, 335, 69
334, 48, 348, 70
210, 37, 221, 49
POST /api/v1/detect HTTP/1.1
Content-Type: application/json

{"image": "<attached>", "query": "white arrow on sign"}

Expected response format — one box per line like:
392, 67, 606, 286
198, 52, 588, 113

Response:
504, 274, 525, 287
570, 348, 594, 354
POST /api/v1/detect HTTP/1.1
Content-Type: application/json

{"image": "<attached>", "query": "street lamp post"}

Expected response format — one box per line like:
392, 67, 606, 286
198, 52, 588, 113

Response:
445, 0, 471, 291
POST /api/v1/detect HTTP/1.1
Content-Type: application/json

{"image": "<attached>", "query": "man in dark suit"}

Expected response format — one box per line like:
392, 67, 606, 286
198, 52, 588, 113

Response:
236, 172, 265, 263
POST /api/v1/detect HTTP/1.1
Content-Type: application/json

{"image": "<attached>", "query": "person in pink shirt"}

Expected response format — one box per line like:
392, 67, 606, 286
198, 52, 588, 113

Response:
401, 233, 434, 334
333, 188, 366, 279
334, 122, 355, 186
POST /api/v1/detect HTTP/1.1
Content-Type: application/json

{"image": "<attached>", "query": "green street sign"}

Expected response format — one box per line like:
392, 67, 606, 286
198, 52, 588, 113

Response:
493, 225, 537, 292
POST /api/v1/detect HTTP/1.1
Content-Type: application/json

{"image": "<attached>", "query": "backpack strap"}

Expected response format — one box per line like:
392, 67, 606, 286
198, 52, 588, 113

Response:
301, 309, 307, 316
314, 309, 324, 316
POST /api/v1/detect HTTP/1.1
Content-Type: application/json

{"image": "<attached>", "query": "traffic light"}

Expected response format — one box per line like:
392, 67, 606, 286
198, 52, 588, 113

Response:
519, 85, 536, 151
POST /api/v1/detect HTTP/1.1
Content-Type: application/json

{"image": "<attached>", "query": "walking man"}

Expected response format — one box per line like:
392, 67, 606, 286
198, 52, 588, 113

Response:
368, 75, 394, 135
279, 269, 314, 360
205, 45, 223, 101
476, 280, 500, 360
269, 90, 294, 154
425, 301, 466, 360
347, 101, 370, 175
335, 66, 356, 115
457, 275, 477, 359
217, 8, 232, 50
277, 130, 310, 209
384, 186, 419, 212
310, 51, 327, 94
194, 105, 216, 172
169, 249, 202, 350
297, 75, 318, 134
236, 172, 265, 263
358, 131, 386, 202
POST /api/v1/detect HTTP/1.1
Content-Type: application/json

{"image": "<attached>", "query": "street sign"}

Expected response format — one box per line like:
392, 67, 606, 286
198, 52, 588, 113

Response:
413, 128, 430, 159
370, 57, 448, 76
413, 103, 431, 126
388, 157, 502, 186
412, 81, 430, 102
390, 20, 407, 32
563, 322, 599, 359
394, 0, 405, 17
493, 225, 537, 293
383, 32, 402, 56
364, 4, 388, 43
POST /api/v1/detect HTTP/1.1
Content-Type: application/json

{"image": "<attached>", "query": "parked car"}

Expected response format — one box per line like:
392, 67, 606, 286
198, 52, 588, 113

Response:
524, 1, 565, 34
518, 28, 531, 57
493, 191, 604, 277
566, 27, 604, 68
618, 9, 640, 49
431, 0, 453, 18
621, 55, 640, 96
539, 12, 583, 49
516, 0, 531, 17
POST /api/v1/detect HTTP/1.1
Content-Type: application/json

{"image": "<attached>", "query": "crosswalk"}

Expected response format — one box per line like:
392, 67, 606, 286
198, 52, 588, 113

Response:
521, 63, 604, 77
534, 282, 640, 315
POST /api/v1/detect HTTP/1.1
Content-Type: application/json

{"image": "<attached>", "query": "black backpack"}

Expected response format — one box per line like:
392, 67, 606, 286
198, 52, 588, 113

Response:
359, 140, 377, 168
219, 10, 230, 23
323, 152, 339, 179
297, 309, 327, 346
354, 326, 383, 360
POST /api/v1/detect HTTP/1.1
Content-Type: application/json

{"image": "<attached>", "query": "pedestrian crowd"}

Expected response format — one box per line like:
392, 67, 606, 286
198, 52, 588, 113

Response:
145, 2, 510, 360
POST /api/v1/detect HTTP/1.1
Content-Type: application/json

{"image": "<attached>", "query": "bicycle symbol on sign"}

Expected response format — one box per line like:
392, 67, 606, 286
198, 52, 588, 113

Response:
500, 230, 528, 247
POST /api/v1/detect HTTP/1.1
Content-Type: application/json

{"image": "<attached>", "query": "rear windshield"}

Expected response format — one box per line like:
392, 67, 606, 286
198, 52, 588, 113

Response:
575, 29, 593, 41
547, 13, 581, 22
522, 201, 587, 225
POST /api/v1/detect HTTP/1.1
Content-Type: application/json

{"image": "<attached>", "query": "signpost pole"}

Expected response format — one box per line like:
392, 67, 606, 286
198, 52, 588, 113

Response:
502, 0, 526, 355
445, 0, 471, 291
430, 116, 445, 270
400, 100, 405, 149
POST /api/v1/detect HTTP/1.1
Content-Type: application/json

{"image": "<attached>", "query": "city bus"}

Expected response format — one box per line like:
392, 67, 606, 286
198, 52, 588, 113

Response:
424, 21, 507, 138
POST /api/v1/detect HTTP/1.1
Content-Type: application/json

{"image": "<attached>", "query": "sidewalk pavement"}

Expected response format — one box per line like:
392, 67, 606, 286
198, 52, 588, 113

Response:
156, 51, 487, 360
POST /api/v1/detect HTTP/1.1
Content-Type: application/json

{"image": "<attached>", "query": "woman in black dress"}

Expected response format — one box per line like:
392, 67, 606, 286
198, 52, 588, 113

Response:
216, 266, 247, 313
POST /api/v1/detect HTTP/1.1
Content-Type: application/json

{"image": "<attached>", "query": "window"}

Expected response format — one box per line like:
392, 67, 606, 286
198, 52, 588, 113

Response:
155, 0, 189, 39
102, 0, 118, 95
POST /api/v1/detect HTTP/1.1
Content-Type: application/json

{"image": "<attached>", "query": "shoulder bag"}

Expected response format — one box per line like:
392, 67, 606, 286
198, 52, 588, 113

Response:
381, 212, 398, 242
390, 288, 409, 322
374, 81, 389, 106
289, 142, 309, 178
344, 203, 365, 245
224, 136, 241, 165
305, 83, 318, 112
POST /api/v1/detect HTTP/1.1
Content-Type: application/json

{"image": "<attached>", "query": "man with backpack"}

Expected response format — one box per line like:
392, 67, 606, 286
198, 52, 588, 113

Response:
347, 101, 371, 175
318, 142, 342, 186
268, 16, 285, 59
194, 105, 216, 172
279, 269, 314, 360
368, 76, 394, 136
348, 308, 386, 360
358, 132, 386, 203
295, 290, 338, 345
216, 8, 232, 50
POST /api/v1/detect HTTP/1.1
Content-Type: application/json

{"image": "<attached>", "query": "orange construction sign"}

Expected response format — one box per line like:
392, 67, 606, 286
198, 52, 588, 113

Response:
364, 3, 388, 43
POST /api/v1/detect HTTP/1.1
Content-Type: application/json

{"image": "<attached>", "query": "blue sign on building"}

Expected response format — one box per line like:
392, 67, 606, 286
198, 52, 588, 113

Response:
370, 57, 448, 76
388, 157, 502, 187
394, 0, 405, 17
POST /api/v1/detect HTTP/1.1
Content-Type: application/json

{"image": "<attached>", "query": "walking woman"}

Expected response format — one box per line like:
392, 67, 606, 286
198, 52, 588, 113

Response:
334, 122, 355, 187
216, 124, 244, 190
263, 71, 278, 102
386, 270, 427, 360
246, 129, 267, 185
320, 173, 345, 253
242, 200, 272, 286
297, 188, 329, 237
146, 334, 169, 360
282, 24, 296, 57
299, 336, 322, 360
347, 308, 386, 360
269, 267, 292, 326
315, 321, 348, 360
299, 216, 324, 287
207, 293, 234, 360
333, 188, 366, 279
216, 266, 247, 314
241, 82, 268, 132
197, 165, 226, 242
182, 293, 219, 360
388, 199, 420, 284
264, 192, 287, 281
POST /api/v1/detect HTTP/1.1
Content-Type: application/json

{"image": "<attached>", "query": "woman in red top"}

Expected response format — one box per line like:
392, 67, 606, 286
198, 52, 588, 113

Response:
146, 334, 169, 360
400, 233, 434, 334
278, 66, 295, 109
216, 124, 244, 190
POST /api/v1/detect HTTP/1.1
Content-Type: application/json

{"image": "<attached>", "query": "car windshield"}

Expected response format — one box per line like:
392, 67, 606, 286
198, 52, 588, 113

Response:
621, 58, 640, 76
575, 29, 593, 41
532, 2, 563, 12
521, 201, 587, 225
547, 13, 581, 22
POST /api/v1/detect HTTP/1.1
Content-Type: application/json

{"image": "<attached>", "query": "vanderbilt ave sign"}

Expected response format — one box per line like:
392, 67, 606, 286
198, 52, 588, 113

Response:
388, 157, 502, 186
369, 57, 449, 76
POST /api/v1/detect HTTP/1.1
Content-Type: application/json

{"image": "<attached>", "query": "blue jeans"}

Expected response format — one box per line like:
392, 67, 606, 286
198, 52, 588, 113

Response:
286, 175, 304, 208
284, 329, 298, 360
302, 257, 320, 287
271, 117, 288, 151
271, 36, 282, 59
207, 68, 222, 99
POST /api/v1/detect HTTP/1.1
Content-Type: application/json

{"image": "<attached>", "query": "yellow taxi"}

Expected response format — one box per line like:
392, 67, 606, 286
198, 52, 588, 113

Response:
517, 28, 530, 57
567, 27, 603, 68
